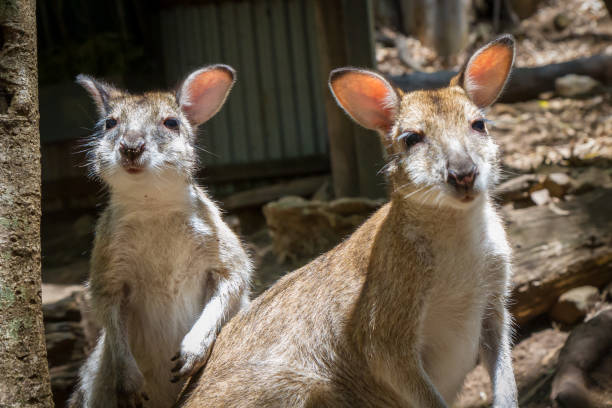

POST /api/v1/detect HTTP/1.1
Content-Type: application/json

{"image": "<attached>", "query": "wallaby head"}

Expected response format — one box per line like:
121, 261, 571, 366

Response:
330, 35, 515, 209
76, 65, 235, 192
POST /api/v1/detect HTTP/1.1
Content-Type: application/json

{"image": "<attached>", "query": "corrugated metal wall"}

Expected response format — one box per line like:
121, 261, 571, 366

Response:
160, 0, 329, 167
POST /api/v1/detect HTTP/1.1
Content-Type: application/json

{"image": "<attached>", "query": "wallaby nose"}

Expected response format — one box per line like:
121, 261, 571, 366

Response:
447, 165, 479, 191
119, 140, 146, 162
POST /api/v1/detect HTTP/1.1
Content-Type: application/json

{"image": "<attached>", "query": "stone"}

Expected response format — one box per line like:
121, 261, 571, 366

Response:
555, 75, 601, 98
530, 188, 551, 206
543, 172, 572, 198
495, 174, 538, 204
550, 286, 600, 325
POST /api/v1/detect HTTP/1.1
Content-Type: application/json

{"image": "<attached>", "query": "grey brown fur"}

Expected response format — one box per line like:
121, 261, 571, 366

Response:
69, 65, 252, 408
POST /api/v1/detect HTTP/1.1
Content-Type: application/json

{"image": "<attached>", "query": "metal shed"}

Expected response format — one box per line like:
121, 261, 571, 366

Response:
39, 0, 385, 212
159, 0, 386, 199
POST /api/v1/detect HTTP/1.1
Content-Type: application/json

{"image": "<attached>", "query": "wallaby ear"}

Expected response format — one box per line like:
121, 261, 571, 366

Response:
453, 35, 515, 108
177, 64, 236, 126
76, 74, 122, 115
329, 68, 399, 133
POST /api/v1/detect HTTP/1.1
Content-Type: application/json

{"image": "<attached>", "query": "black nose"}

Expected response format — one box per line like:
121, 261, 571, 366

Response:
119, 141, 146, 161
447, 165, 478, 191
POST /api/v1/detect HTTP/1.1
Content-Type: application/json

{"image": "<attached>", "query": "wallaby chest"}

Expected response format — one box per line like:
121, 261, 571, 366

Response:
103, 208, 216, 347
417, 208, 508, 401
106, 208, 212, 295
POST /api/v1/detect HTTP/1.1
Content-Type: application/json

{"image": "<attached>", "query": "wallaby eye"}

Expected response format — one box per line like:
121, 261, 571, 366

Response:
105, 118, 117, 130
399, 131, 424, 150
471, 119, 486, 133
163, 117, 179, 131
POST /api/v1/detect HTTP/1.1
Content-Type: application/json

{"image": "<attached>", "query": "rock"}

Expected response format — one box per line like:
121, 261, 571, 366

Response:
553, 13, 570, 31
495, 174, 538, 204
550, 286, 600, 325
551, 309, 612, 408
530, 188, 551, 206
555, 75, 601, 98
543, 172, 572, 198
263, 196, 383, 263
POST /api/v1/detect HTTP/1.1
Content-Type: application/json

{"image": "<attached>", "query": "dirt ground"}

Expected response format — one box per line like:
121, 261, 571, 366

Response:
377, 0, 612, 75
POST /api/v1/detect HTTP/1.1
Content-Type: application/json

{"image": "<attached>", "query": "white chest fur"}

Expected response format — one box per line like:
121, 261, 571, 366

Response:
104, 204, 216, 402
418, 202, 510, 402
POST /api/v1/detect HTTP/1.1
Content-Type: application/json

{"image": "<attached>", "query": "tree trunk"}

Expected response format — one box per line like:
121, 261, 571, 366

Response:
315, 0, 387, 199
0, 0, 54, 406
400, 0, 471, 58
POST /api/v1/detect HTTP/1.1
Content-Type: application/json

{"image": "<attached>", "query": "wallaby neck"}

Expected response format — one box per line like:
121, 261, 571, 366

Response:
108, 173, 196, 214
388, 192, 488, 235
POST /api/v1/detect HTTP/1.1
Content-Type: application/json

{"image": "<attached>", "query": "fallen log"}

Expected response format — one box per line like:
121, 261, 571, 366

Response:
506, 188, 612, 324
222, 175, 328, 211
391, 54, 612, 102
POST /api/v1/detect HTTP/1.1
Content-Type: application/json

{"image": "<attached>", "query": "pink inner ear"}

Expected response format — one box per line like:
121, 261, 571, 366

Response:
182, 68, 234, 125
464, 44, 513, 108
332, 72, 396, 132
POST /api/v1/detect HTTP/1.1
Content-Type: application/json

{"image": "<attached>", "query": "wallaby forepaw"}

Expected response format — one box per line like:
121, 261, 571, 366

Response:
170, 330, 215, 381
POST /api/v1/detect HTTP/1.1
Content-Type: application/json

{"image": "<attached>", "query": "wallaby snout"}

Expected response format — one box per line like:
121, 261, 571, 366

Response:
119, 134, 146, 163
447, 153, 478, 193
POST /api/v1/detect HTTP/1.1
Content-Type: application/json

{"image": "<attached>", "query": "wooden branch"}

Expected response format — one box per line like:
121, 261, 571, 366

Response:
391, 54, 612, 102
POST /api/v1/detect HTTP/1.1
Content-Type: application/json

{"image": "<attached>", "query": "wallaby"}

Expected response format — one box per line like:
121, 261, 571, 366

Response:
69, 65, 252, 408
176, 36, 518, 408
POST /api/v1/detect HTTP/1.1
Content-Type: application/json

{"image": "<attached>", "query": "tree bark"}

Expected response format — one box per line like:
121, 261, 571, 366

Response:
400, 0, 471, 58
0, 0, 54, 406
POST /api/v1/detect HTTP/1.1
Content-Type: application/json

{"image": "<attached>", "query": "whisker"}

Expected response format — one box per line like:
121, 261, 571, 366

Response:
419, 186, 437, 208
403, 186, 427, 200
